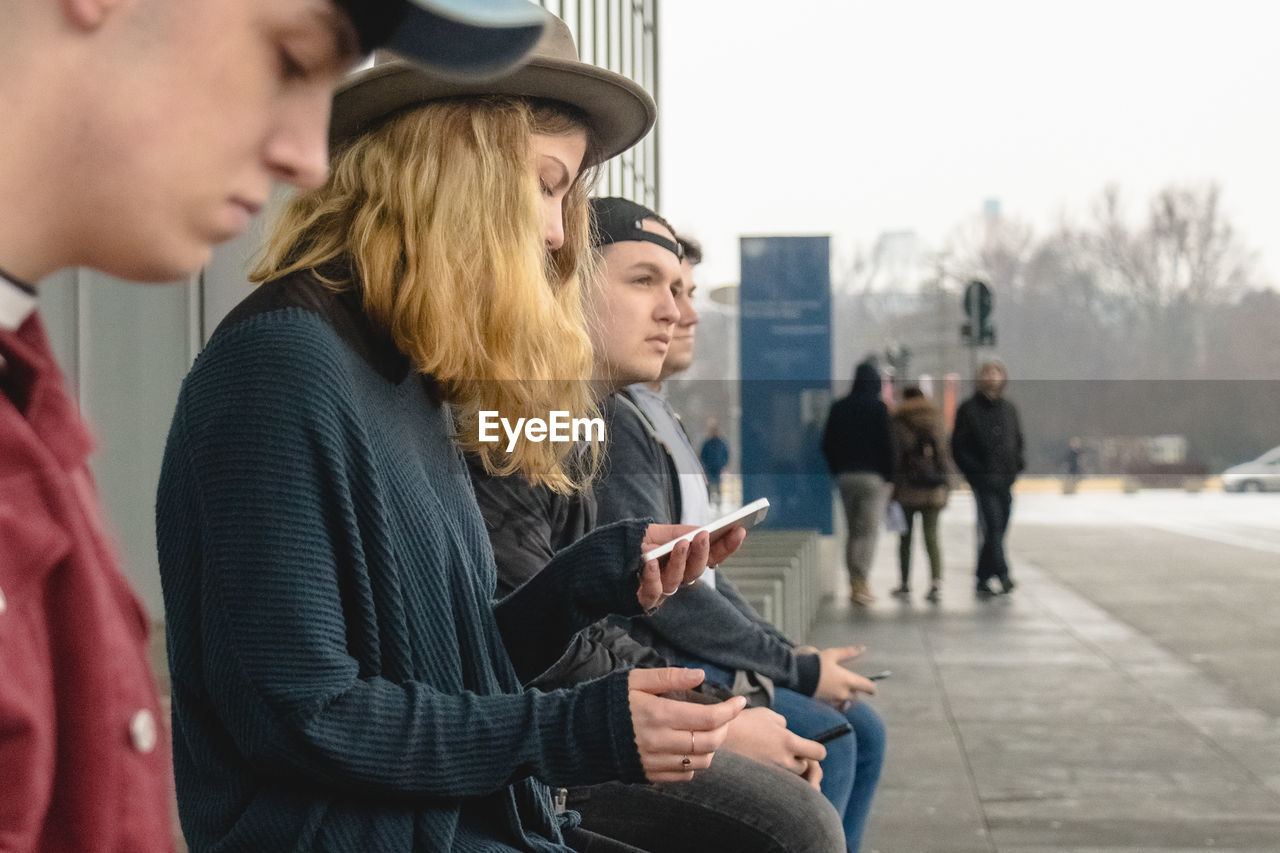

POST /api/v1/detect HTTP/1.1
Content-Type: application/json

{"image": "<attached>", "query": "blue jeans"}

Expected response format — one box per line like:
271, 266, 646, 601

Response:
687, 662, 886, 852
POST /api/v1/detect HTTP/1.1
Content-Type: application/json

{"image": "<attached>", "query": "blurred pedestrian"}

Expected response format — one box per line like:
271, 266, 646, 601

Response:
3, 2, 544, 850
951, 360, 1025, 597
700, 419, 731, 510
889, 387, 950, 603
1062, 436, 1084, 494
822, 361, 895, 605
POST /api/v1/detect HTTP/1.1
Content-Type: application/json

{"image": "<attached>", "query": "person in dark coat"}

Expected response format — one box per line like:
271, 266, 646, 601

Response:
822, 361, 895, 605
950, 360, 1025, 597
889, 387, 950, 603
699, 419, 731, 509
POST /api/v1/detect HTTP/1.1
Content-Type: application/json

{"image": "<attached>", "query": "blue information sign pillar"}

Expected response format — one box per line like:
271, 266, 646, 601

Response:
738, 236, 833, 533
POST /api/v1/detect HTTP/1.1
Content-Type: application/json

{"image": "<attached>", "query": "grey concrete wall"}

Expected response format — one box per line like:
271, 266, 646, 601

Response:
35, 225, 263, 616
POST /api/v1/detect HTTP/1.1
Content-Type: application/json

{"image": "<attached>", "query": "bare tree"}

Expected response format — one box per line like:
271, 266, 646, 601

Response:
1090, 183, 1254, 316
938, 210, 1036, 296
832, 182, 1270, 383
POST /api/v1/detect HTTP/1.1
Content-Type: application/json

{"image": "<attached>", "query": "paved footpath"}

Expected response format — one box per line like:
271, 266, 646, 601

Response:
809, 491, 1280, 853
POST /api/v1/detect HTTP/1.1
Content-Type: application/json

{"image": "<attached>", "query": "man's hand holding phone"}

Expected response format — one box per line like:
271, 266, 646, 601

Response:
721, 707, 827, 790
814, 645, 879, 708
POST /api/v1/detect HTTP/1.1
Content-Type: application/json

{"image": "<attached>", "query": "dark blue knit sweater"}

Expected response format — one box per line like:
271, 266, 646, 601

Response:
156, 276, 648, 852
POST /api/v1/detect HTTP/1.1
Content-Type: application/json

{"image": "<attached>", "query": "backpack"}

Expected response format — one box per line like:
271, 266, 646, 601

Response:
904, 431, 947, 488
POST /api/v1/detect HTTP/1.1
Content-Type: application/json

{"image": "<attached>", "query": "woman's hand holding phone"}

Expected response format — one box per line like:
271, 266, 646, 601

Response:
627, 668, 747, 783
636, 522, 747, 611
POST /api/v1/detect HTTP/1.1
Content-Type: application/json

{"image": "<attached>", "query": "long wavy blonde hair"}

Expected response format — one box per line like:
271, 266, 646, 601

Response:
251, 96, 601, 493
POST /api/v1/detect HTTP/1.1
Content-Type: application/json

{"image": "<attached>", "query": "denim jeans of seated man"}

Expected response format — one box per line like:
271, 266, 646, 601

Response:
681, 658, 886, 853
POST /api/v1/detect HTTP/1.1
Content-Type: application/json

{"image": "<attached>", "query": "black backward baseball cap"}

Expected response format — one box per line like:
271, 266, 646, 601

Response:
590, 197, 684, 260
339, 0, 549, 80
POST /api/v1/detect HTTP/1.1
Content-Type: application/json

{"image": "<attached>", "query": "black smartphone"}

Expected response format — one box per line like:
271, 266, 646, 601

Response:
868, 670, 892, 681
812, 722, 854, 744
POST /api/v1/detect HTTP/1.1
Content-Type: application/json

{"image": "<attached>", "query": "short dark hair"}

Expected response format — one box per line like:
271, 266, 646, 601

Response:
677, 236, 703, 265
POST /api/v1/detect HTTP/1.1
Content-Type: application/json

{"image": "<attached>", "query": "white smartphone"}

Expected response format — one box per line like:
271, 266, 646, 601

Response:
641, 498, 770, 563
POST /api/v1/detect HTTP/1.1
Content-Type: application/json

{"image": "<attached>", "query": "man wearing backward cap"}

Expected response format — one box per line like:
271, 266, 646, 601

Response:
590, 198, 887, 852
0, 1, 544, 849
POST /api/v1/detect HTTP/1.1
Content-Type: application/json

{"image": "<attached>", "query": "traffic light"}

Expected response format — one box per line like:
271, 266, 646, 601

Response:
961, 280, 996, 346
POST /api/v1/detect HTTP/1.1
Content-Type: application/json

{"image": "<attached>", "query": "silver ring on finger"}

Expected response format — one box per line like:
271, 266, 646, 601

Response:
689, 731, 696, 754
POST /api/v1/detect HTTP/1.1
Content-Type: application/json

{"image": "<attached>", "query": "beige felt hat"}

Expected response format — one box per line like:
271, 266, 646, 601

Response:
329, 14, 656, 165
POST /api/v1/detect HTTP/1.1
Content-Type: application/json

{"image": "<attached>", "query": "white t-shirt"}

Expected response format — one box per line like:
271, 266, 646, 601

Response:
0, 270, 37, 332
626, 383, 718, 587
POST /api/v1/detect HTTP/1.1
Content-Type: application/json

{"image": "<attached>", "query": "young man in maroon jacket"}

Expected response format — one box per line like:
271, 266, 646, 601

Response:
0, 2, 544, 850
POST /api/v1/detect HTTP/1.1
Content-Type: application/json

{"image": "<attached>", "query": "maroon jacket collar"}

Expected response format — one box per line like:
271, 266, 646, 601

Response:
0, 313, 95, 473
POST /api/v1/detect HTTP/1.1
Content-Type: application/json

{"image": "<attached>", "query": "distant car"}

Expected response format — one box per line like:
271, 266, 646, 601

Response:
1221, 445, 1280, 492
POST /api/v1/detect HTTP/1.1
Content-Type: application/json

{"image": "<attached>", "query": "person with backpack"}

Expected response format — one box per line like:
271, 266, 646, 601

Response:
890, 387, 950, 603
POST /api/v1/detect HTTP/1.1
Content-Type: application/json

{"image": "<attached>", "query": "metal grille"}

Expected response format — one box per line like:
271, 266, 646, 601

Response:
535, 0, 660, 208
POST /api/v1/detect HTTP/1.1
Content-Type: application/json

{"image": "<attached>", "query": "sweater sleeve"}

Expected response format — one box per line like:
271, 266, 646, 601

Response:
493, 520, 650, 682
713, 578, 820, 691
468, 465, 661, 687
596, 398, 672, 525
715, 575, 795, 649
634, 580, 820, 696
157, 317, 646, 799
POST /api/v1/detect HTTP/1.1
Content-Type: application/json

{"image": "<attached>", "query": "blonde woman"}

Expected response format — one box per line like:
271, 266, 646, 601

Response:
155, 20, 745, 853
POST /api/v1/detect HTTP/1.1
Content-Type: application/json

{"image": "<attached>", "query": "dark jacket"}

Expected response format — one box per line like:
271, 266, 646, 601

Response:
890, 395, 951, 511
821, 362, 895, 480
699, 436, 729, 478
156, 274, 650, 852
595, 392, 821, 697
594, 391, 681, 526
950, 391, 1025, 490
468, 462, 677, 691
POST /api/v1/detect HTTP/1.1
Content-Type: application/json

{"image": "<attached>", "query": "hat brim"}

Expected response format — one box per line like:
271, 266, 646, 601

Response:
329, 59, 656, 166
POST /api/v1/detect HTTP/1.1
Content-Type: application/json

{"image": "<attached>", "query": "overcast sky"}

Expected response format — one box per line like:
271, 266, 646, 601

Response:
657, 0, 1280, 291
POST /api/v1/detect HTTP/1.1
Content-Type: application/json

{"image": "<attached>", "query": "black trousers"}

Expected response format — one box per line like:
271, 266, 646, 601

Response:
972, 484, 1014, 584
562, 825, 649, 853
